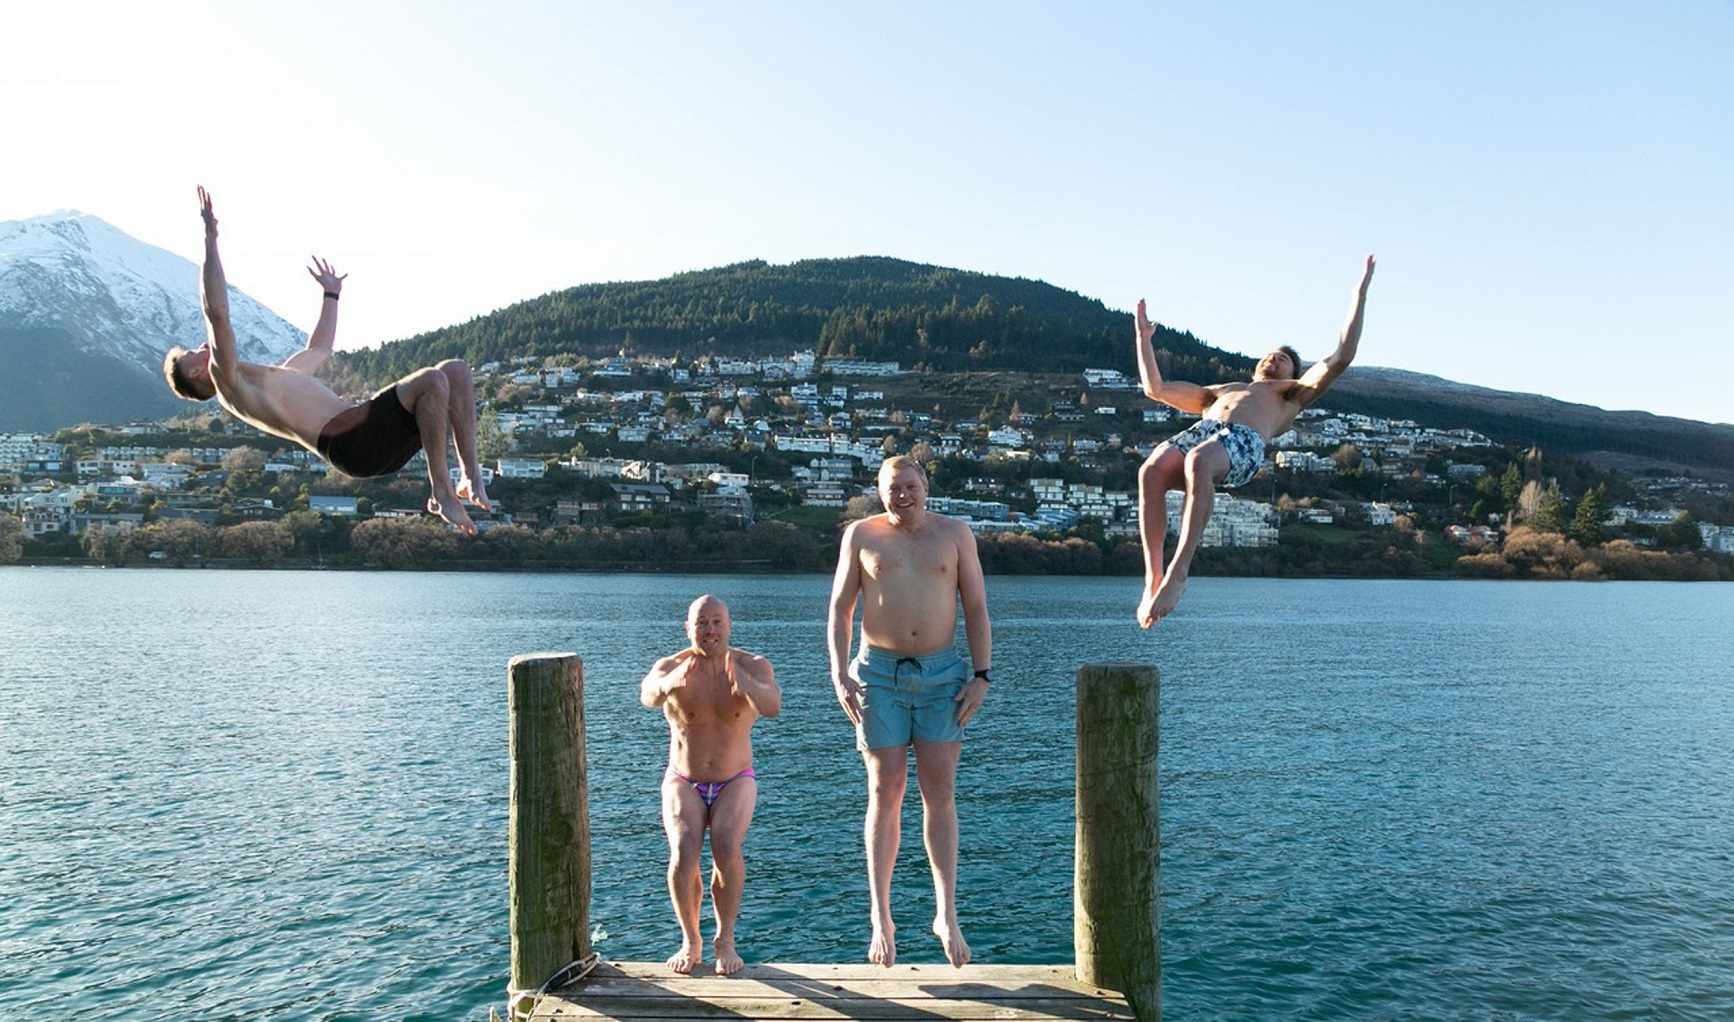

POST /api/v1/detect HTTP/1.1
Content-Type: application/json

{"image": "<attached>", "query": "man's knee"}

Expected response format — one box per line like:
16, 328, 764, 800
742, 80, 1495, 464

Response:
667, 835, 703, 871
1140, 448, 1182, 491
866, 768, 907, 804
400, 365, 449, 404
916, 771, 956, 805
434, 358, 472, 381
708, 836, 745, 871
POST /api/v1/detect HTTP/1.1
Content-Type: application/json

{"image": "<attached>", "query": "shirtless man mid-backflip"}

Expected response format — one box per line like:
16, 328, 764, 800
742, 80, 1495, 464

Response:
162, 187, 489, 533
1135, 254, 1375, 626
642, 595, 781, 975
829, 455, 992, 968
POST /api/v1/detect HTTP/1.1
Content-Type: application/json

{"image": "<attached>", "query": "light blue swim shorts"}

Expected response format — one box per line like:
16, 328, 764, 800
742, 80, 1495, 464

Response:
853, 645, 968, 752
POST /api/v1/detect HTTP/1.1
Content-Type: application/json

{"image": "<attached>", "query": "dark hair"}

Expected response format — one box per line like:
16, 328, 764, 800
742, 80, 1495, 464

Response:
162, 346, 211, 400
1277, 345, 1303, 380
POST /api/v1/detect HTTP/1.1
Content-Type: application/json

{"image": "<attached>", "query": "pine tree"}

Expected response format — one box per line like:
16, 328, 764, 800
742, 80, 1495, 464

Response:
1527, 483, 1568, 533
1568, 484, 1607, 547
1498, 463, 1524, 509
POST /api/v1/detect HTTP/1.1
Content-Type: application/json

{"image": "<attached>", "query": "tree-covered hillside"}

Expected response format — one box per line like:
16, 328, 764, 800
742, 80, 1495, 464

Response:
337, 256, 1253, 384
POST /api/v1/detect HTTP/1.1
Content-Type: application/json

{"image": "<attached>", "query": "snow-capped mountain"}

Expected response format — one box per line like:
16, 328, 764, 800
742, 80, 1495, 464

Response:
0, 211, 306, 431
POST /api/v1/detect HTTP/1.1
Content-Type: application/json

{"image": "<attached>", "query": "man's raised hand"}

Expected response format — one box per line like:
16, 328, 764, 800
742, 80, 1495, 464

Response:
1135, 298, 1157, 345
307, 256, 347, 295
196, 186, 218, 236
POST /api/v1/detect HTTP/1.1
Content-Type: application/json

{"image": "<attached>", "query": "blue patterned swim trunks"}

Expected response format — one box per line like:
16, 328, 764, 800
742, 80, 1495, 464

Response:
1160, 418, 1268, 488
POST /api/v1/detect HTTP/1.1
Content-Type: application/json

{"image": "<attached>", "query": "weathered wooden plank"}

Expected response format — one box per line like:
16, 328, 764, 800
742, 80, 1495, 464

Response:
534, 996, 1130, 1020
577, 962, 1110, 988
552, 982, 1123, 1003
528, 963, 1133, 1022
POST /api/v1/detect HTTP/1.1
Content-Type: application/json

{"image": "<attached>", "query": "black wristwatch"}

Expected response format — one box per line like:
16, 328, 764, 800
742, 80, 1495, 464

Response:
973, 668, 992, 683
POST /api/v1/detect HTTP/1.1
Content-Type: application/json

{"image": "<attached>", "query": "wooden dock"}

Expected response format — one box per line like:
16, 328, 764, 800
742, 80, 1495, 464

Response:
530, 961, 1135, 1022
509, 657, 1159, 1019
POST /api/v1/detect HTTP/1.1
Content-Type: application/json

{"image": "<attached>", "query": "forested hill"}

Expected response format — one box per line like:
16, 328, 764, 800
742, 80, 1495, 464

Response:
338, 256, 1250, 383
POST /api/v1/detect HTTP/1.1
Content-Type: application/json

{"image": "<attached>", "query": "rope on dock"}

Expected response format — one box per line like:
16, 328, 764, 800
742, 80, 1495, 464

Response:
500, 951, 602, 1022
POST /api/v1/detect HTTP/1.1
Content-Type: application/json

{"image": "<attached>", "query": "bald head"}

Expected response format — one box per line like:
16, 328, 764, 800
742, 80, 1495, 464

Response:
686, 594, 731, 657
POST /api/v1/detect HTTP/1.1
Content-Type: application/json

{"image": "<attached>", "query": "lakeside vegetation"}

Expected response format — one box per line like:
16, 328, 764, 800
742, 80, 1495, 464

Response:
6, 454, 1728, 580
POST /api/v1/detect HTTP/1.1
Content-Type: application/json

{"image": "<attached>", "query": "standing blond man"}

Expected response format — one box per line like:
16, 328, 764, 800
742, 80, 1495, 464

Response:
642, 595, 781, 975
828, 456, 992, 968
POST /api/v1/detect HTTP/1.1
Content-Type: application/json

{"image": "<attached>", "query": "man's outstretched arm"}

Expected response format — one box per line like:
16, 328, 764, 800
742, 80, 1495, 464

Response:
1134, 298, 1209, 414
1294, 254, 1376, 406
197, 186, 239, 385
282, 256, 345, 375
827, 523, 866, 727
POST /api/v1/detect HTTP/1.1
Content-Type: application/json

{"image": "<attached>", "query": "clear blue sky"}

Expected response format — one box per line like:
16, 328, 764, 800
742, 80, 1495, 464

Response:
7, 2, 1730, 423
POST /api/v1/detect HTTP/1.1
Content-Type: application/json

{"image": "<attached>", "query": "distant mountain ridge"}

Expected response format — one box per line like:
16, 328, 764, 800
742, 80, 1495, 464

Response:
1331, 367, 1734, 475
0, 211, 304, 430
341, 256, 1251, 386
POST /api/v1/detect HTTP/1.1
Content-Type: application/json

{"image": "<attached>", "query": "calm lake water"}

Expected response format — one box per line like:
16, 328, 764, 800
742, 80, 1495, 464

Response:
2, 569, 1732, 1021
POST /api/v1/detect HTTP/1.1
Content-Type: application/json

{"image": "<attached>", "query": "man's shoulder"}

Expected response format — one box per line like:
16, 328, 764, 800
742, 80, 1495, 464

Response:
847, 513, 896, 539
928, 513, 973, 540
730, 648, 774, 678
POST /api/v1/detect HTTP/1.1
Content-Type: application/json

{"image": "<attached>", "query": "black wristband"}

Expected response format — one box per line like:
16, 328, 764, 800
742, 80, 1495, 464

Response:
973, 669, 991, 682
323, 291, 340, 301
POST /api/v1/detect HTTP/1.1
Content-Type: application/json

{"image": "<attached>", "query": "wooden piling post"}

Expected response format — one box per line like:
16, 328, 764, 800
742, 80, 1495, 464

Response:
508, 652, 591, 1006
1075, 661, 1160, 1021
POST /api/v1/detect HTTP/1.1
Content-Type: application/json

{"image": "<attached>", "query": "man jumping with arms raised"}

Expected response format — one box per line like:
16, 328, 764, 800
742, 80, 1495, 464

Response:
642, 595, 781, 975
829, 455, 992, 968
1135, 254, 1375, 625
163, 187, 489, 533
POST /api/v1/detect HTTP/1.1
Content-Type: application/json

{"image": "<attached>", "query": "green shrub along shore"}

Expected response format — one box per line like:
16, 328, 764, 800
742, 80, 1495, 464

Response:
7, 503, 1727, 580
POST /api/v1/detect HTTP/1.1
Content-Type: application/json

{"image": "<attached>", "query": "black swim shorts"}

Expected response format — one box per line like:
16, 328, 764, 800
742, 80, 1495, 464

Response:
315, 386, 422, 478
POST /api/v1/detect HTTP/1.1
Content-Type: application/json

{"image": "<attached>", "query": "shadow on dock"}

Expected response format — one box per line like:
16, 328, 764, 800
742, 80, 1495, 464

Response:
532, 961, 1134, 1021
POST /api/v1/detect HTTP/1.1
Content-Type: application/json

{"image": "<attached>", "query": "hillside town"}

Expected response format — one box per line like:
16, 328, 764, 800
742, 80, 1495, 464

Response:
3, 349, 1732, 565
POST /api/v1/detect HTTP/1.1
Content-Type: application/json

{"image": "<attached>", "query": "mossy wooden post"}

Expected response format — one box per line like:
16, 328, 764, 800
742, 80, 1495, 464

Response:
1075, 661, 1160, 1021
508, 653, 591, 1002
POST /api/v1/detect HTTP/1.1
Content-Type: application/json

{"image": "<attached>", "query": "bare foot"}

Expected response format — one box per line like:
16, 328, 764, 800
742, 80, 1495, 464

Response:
426, 495, 477, 535
868, 921, 896, 967
1148, 572, 1188, 622
1136, 582, 1161, 629
713, 939, 744, 975
666, 940, 701, 974
932, 917, 971, 968
456, 475, 491, 510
